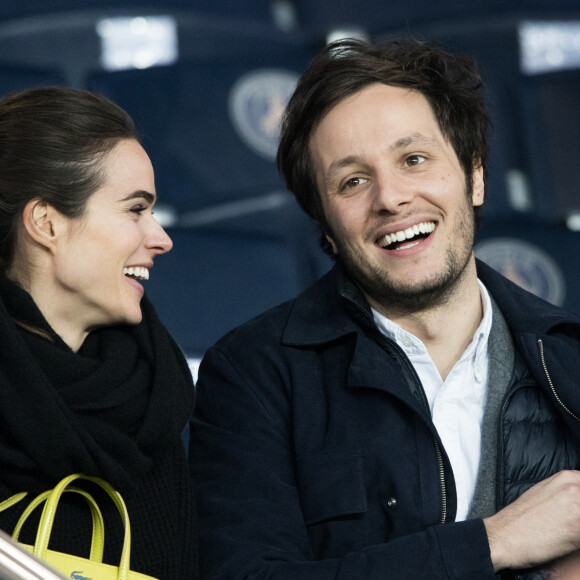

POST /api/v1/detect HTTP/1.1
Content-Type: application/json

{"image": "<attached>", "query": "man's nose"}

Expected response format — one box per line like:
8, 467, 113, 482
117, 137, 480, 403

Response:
371, 172, 415, 214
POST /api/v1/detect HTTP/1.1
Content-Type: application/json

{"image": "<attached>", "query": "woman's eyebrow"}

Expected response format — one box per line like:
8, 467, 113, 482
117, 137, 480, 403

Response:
120, 190, 156, 204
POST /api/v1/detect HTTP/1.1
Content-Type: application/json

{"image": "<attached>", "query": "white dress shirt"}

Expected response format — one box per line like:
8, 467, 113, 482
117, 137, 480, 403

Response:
372, 281, 493, 521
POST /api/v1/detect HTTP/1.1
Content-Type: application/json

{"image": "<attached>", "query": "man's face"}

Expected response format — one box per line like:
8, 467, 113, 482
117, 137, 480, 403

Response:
309, 83, 484, 315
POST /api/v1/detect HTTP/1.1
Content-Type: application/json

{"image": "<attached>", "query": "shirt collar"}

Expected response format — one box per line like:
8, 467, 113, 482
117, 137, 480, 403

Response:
372, 280, 493, 369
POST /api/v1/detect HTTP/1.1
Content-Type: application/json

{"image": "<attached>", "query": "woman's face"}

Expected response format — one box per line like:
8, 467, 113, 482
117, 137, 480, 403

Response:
51, 139, 172, 339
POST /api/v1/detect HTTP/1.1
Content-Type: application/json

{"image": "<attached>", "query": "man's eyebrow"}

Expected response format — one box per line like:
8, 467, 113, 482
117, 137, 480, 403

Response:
323, 134, 440, 185
120, 190, 156, 204
324, 155, 364, 185
390, 133, 439, 151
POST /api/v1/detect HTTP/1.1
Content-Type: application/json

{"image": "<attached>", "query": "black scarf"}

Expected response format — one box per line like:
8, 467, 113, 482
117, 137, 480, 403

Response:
0, 274, 195, 494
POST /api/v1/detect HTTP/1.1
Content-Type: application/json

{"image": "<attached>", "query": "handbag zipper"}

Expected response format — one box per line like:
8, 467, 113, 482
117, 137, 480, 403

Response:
538, 339, 580, 422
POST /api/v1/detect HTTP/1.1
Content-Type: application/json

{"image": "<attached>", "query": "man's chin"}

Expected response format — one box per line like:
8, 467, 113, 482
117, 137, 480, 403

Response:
368, 280, 456, 313
353, 262, 469, 314
337, 243, 474, 314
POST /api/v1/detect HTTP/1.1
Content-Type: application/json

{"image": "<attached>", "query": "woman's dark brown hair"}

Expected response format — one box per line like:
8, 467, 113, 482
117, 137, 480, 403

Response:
0, 86, 138, 270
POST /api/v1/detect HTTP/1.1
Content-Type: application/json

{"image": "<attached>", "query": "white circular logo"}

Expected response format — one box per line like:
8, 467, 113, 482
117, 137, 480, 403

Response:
229, 68, 300, 161
474, 238, 565, 306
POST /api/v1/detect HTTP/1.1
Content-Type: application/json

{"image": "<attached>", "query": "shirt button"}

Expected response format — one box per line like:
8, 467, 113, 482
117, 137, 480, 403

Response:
387, 497, 397, 508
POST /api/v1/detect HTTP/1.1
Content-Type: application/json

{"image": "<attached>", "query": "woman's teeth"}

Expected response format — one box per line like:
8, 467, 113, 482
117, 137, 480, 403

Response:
123, 267, 149, 280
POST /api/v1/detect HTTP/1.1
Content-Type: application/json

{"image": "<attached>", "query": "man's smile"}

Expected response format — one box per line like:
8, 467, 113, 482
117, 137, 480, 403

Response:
377, 221, 436, 250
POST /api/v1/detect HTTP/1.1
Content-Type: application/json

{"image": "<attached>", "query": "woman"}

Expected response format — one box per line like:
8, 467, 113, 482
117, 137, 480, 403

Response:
0, 87, 196, 579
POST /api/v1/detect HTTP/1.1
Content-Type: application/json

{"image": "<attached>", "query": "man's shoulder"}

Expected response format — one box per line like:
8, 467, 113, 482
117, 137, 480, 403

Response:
212, 266, 339, 351
477, 259, 580, 333
215, 298, 296, 349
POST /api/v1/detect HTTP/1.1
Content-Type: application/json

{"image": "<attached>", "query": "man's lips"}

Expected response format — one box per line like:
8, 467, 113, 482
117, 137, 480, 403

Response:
377, 221, 436, 249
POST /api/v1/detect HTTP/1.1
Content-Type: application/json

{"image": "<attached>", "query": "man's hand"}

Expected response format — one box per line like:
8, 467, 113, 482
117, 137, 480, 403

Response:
484, 470, 580, 572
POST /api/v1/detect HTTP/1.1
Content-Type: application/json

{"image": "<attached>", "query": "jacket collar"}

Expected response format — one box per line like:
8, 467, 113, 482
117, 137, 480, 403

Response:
475, 259, 580, 334
282, 262, 374, 347
282, 262, 430, 414
282, 258, 580, 348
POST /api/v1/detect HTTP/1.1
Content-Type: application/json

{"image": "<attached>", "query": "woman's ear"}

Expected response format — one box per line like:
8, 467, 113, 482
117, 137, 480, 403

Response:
21, 199, 60, 251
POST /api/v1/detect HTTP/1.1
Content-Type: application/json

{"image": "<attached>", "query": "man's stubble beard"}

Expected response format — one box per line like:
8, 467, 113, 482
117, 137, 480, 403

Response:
339, 242, 474, 316
327, 185, 477, 317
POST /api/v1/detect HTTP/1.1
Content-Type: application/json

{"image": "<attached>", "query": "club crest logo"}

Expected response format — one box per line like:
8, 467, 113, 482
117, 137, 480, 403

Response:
228, 68, 300, 161
474, 237, 565, 306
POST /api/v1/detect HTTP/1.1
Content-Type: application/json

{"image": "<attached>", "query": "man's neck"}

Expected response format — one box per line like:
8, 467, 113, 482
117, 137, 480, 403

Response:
368, 263, 484, 381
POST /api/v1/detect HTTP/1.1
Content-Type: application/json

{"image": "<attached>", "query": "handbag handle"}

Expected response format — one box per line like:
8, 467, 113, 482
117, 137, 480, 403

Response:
33, 474, 132, 580
12, 486, 105, 562
0, 491, 28, 511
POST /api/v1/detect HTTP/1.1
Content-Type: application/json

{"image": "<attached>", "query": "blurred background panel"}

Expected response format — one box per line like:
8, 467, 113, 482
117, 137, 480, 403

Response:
87, 48, 312, 215
474, 218, 580, 315
1, 0, 580, 370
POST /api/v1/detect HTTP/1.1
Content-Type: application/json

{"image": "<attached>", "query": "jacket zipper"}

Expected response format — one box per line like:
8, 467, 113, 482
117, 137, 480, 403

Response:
538, 339, 580, 422
384, 337, 449, 524
379, 335, 449, 524
434, 439, 447, 524
394, 343, 448, 524
344, 294, 449, 524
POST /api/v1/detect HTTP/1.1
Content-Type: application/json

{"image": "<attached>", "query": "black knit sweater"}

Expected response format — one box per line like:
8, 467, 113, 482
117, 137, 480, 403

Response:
0, 275, 197, 579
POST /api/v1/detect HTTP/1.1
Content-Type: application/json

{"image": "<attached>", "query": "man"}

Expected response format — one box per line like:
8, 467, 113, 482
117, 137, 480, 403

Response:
190, 38, 580, 579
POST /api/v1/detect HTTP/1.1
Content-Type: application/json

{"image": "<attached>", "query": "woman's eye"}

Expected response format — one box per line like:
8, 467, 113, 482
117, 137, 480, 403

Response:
343, 176, 368, 190
404, 154, 426, 167
130, 205, 146, 215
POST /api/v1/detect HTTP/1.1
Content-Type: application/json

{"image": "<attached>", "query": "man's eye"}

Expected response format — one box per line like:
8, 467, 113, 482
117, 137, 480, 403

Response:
404, 154, 426, 167
130, 205, 146, 214
342, 176, 368, 189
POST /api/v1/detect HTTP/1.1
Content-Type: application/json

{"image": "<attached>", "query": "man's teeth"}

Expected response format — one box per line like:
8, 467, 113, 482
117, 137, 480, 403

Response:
123, 267, 149, 280
378, 221, 435, 248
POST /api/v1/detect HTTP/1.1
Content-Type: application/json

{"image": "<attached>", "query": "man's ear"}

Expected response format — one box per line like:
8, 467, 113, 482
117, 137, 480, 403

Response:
325, 233, 339, 255
472, 162, 485, 207
21, 199, 61, 251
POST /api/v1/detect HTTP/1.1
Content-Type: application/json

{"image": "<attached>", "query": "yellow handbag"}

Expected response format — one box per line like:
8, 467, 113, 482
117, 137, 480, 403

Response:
0, 473, 157, 580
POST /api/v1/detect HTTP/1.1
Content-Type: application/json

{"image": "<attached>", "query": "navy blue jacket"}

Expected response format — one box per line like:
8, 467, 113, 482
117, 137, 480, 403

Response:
191, 260, 580, 579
